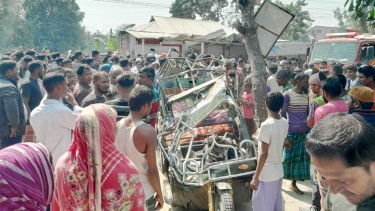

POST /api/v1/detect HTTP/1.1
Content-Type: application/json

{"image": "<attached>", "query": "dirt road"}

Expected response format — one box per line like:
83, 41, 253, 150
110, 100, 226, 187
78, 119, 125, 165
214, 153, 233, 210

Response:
160, 177, 312, 211
160, 131, 312, 211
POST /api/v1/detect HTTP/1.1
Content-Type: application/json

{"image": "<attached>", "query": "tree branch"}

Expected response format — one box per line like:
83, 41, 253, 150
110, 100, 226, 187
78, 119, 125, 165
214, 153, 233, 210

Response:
233, 19, 247, 35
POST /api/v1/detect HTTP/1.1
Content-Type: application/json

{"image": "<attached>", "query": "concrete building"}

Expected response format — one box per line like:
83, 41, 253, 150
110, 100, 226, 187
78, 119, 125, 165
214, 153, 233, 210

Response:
118, 16, 241, 58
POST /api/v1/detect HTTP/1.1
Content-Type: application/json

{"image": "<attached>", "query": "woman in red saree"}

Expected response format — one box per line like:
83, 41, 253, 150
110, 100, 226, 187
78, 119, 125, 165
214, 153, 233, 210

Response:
52, 104, 145, 211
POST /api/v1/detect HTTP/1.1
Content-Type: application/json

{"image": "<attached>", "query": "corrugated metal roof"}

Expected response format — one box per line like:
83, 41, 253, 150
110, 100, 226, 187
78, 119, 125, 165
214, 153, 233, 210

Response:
125, 31, 177, 39
134, 21, 157, 32
132, 16, 238, 37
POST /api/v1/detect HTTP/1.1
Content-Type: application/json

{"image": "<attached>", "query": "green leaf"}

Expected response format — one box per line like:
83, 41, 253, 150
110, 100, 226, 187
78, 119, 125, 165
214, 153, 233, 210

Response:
370, 8, 375, 19
344, 0, 351, 7
348, 2, 354, 11
354, 0, 361, 12
364, 0, 374, 7
356, 10, 364, 18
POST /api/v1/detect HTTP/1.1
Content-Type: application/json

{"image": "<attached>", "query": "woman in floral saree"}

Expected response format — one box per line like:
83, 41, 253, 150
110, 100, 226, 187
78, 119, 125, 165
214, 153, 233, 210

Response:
52, 104, 145, 211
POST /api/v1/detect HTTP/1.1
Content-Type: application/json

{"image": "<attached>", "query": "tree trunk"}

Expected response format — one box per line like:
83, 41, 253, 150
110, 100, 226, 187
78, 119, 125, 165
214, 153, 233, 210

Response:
360, 12, 369, 33
236, 0, 268, 124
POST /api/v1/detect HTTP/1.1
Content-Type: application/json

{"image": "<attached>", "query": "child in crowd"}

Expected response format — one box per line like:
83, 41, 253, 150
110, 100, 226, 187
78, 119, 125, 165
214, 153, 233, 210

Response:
250, 91, 289, 211
239, 83, 255, 136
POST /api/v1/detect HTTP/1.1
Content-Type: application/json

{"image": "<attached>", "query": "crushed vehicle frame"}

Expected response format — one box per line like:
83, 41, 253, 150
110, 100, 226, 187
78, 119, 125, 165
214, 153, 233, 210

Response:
156, 54, 257, 211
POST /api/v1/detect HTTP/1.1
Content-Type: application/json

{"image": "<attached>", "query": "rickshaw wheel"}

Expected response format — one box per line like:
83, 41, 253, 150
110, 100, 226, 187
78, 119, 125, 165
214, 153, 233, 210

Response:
156, 146, 168, 174
214, 189, 234, 211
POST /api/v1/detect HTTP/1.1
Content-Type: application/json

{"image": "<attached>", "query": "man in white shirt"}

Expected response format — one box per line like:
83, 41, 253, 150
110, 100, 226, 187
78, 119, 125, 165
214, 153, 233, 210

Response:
345, 65, 360, 90
304, 63, 314, 76
267, 65, 282, 92
131, 58, 143, 74
30, 72, 82, 166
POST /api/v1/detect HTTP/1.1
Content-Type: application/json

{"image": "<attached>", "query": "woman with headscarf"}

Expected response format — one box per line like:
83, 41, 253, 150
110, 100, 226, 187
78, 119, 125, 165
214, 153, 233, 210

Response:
0, 143, 54, 211
52, 104, 145, 211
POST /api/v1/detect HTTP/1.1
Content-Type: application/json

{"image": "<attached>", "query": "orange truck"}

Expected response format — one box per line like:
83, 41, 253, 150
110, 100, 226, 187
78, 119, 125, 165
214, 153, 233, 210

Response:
309, 32, 375, 69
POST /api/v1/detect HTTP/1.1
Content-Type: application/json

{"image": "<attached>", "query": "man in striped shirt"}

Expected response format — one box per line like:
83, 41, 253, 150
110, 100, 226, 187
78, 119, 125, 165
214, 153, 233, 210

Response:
281, 73, 310, 196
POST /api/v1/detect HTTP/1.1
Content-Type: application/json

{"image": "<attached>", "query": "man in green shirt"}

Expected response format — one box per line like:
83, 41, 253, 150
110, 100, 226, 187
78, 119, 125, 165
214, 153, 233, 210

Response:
306, 113, 375, 211
276, 69, 294, 93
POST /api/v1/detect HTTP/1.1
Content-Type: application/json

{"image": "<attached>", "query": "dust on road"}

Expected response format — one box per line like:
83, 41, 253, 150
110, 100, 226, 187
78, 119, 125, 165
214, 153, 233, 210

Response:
160, 176, 312, 211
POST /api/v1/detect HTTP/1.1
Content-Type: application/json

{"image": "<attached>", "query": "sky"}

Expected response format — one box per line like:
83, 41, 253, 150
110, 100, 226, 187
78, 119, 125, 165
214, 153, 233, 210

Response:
76, 0, 345, 33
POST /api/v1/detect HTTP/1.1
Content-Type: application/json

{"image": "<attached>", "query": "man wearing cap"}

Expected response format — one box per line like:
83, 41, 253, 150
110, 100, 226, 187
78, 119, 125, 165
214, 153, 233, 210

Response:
346, 85, 375, 127
99, 63, 112, 73
345, 65, 360, 91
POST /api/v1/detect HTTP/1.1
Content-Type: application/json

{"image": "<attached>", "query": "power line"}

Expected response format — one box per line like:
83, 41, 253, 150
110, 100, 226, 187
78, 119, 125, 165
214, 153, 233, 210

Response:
82, 4, 169, 9
305, 0, 346, 4
90, 0, 170, 8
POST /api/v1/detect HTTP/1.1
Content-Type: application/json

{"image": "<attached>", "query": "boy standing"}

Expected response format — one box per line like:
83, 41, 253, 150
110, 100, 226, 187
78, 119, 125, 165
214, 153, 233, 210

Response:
251, 91, 289, 211
239, 83, 255, 137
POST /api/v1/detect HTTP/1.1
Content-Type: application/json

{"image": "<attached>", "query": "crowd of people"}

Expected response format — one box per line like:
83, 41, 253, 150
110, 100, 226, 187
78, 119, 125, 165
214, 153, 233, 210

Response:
250, 59, 375, 211
1, 47, 375, 211
0, 49, 163, 211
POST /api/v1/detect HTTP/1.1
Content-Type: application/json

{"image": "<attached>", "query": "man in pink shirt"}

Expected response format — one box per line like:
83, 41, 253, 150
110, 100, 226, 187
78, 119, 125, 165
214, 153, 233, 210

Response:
315, 76, 348, 124
313, 76, 348, 209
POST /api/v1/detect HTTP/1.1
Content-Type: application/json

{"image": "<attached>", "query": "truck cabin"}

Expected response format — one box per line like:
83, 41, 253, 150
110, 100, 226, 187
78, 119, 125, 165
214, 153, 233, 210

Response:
309, 32, 375, 69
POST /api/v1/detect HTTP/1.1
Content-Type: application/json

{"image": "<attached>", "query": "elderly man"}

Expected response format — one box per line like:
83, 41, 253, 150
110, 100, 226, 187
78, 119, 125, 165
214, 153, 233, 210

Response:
106, 67, 123, 101
346, 85, 375, 127
306, 113, 375, 211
